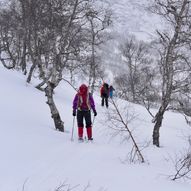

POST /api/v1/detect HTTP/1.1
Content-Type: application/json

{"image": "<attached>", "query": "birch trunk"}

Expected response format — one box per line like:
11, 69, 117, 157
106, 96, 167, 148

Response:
45, 82, 64, 132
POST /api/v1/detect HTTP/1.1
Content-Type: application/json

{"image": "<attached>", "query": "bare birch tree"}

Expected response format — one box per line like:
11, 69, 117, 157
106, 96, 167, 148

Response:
106, 98, 145, 163
150, 0, 191, 147
115, 35, 158, 113
170, 137, 191, 180
77, 2, 111, 94
0, 1, 21, 70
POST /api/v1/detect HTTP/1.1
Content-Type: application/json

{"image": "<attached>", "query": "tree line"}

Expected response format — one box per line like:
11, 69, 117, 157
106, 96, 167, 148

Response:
0, 0, 111, 132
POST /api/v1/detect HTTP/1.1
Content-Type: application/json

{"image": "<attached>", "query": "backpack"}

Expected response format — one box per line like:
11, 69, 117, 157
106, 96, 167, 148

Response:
101, 83, 109, 96
103, 83, 109, 93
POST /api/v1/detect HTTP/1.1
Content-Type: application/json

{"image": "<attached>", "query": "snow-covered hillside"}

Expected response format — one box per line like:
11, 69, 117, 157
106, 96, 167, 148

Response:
105, 0, 163, 41
98, 0, 165, 82
1, 65, 191, 191
0, 0, 191, 190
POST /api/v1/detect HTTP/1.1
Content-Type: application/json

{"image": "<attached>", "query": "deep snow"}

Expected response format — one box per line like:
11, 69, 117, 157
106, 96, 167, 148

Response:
0, 65, 191, 191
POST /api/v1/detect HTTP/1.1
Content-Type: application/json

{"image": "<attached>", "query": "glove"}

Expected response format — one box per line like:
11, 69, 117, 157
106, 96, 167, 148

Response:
93, 110, 97, 116
73, 110, 76, 116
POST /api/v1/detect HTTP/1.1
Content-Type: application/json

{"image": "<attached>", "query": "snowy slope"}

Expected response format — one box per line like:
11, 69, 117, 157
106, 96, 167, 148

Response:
0, 0, 191, 190
98, 0, 165, 83
1, 65, 191, 191
106, 0, 163, 41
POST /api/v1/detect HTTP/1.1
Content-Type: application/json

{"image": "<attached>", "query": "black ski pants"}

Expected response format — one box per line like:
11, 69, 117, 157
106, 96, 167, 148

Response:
101, 94, 108, 108
77, 110, 92, 128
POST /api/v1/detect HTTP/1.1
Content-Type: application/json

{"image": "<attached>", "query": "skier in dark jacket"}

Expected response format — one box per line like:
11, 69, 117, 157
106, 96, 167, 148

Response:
72, 84, 97, 141
100, 82, 109, 108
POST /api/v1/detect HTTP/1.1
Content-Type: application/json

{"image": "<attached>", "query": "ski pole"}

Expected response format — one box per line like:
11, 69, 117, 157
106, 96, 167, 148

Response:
92, 115, 96, 126
71, 116, 75, 141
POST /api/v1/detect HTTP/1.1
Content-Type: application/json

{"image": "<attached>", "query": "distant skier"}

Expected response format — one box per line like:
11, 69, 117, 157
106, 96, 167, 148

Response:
100, 82, 109, 108
72, 84, 97, 141
109, 85, 115, 99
